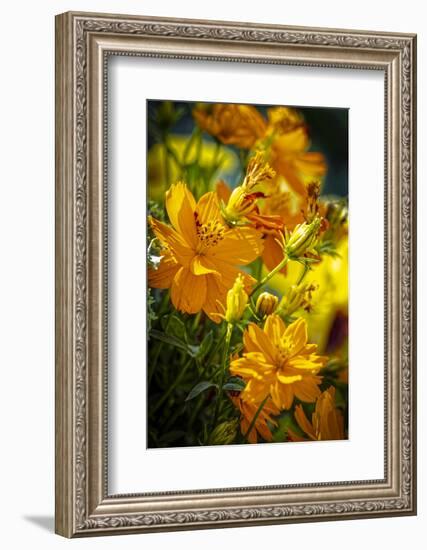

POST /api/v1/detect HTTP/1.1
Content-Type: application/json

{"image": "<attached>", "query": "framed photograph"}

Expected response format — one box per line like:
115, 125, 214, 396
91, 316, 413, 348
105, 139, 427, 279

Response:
55, 11, 417, 537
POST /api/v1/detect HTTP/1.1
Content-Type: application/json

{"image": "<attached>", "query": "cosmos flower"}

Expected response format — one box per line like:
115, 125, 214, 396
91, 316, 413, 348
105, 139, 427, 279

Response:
230, 315, 326, 410
148, 182, 263, 321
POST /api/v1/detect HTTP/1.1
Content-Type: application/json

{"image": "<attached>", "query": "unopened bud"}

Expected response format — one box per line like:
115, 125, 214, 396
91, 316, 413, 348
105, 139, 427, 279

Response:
256, 292, 279, 317
209, 419, 239, 445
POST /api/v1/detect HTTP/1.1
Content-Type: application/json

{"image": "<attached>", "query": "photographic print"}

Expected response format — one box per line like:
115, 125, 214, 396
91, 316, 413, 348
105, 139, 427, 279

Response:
147, 100, 349, 448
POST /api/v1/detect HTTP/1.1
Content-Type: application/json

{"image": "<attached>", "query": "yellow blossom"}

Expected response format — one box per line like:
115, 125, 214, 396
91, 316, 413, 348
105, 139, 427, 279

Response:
288, 387, 345, 441
230, 315, 327, 410
148, 182, 263, 321
256, 292, 279, 317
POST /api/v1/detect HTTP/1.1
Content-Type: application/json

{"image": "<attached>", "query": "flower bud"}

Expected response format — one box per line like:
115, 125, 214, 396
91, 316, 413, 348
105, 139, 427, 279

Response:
209, 419, 239, 445
256, 292, 279, 317
285, 217, 321, 259
277, 283, 318, 317
225, 274, 248, 323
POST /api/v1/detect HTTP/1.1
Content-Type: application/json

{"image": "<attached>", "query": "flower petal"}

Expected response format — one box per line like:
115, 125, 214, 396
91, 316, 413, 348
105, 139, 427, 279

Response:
264, 314, 286, 347
294, 404, 316, 440
149, 216, 194, 267
283, 317, 308, 356
195, 191, 224, 225
244, 323, 277, 365
148, 254, 179, 289
165, 182, 198, 247
190, 255, 220, 276
212, 226, 263, 264
170, 267, 207, 314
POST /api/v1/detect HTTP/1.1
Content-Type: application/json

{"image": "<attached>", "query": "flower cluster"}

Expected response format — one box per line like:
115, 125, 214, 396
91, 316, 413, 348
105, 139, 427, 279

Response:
147, 100, 348, 447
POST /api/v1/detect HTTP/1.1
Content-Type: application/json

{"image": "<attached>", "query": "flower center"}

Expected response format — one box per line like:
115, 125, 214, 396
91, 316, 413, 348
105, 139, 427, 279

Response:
195, 218, 225, 253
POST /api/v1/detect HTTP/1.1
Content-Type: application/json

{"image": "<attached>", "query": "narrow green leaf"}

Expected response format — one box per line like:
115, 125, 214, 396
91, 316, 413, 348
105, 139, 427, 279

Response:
223, 377, 246, 392
186, 381, 217, 402
150, 329, 188, 352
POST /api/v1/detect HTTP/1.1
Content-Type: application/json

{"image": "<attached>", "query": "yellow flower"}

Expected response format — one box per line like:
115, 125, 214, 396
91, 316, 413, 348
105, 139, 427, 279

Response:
230, 315, 327, 410
288, 387, 345, 441
193, 103, 267, 149
230, 395, 279, 444
256, 292, 279, 317
224, 274, 248, 323
148, 182, 263, 321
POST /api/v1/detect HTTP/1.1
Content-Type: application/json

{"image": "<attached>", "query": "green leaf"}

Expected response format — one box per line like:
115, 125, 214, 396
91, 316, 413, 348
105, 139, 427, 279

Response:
166, 314, 187, 342
150, 329, 199, 358
223, 377, 246, 392
197, 331, 213, 359
150, 329, 188, 353
185, 381, 217, 402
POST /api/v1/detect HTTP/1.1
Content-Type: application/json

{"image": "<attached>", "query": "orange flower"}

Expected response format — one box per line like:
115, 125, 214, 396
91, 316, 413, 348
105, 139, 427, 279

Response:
148, 182, 263, 321
288, 387, 345, 441
230, 394, 279, 444
193, 103, 267, 149
267, 107, 327, 197
230, 315, 326, 410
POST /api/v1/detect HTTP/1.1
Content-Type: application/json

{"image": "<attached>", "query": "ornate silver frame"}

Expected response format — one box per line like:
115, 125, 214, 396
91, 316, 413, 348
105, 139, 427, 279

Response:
55, 11, 417, 537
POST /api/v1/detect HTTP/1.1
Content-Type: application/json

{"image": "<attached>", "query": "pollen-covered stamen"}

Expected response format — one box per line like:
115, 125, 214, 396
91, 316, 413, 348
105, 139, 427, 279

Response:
195, 218, 226, 253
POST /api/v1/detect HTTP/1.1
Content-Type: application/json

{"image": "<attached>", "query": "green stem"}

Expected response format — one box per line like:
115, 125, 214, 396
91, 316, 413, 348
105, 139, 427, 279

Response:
251, 256, 289, 296
151, 357, 192, 414
211, 323, 233, 430
296, 262, 310, 285
243, 395, 269, 442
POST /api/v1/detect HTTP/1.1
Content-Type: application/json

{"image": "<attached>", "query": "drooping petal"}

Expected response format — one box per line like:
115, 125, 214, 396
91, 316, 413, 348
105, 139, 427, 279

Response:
170, 267, 207, 314
271, 381, 293, 410
294, 404, 316, 440
293, 378, 322, 403
165, 182, 198, 247
148, 254, 180, 289
202, 274, 228, 323
211, 226, 263, 265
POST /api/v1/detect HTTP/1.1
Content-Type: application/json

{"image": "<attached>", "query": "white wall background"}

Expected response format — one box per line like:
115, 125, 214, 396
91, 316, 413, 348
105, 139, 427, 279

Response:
0, 0, 424, 548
